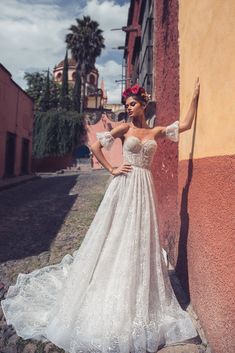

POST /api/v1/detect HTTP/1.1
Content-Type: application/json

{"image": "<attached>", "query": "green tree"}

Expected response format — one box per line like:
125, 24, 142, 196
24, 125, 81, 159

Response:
65, 15, 105, 111
50, 79, 60, 109
33, 110, 86, 158
72, 69, 81, 112
39, 68, 50, 112
24, 70, 59, 111
60, 50, 70, 110
24, 72, 45, 109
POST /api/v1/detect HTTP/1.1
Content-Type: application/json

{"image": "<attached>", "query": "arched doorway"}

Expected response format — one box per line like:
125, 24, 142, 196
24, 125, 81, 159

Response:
74, 145, 90, 158
73, 145, 91, 170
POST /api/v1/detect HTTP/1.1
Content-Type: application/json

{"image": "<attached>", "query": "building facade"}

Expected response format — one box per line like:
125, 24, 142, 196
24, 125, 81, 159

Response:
124, 0, 179, 266
177, 2, 235, 352
53, 57, 107, 110
0, 64, 34, 178
124, 1, 235, 352
86, 114, 124, 170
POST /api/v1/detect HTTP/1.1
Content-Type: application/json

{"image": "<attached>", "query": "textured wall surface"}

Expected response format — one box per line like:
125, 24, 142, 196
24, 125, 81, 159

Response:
178, 1, 235, 351
87, 115, 123, 169
124, 0, 141, 84
179, 0, 235, 160
0, 65, 33, 178
177, 155, 235, 353
152, 0, 179, 262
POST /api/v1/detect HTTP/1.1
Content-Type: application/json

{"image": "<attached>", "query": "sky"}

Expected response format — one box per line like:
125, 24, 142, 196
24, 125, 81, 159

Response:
0, 0, 129, 103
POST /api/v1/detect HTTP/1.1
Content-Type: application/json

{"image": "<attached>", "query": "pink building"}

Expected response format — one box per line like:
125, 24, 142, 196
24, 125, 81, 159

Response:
0, 64, 34, 178
32, 113, 124, 173
86, 114, 123, 169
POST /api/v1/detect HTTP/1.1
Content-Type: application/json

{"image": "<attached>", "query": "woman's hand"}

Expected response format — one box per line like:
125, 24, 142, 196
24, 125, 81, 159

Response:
111, 164, 133, 176
178, 77, 200, 133
193, 77, 200, 100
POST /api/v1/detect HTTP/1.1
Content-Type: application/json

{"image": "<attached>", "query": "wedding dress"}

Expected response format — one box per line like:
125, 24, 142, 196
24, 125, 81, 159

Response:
1, 121, 198, 353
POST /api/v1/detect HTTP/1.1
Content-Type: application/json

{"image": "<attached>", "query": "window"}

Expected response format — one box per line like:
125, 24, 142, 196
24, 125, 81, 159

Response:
89, 74, 96, 85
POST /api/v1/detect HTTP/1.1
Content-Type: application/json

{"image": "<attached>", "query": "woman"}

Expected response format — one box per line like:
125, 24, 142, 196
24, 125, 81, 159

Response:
1, 79, 200, 353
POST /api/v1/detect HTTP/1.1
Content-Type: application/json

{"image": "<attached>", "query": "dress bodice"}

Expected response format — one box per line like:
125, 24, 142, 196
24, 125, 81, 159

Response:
96, 120, 179, 170
123, 136, 157, 169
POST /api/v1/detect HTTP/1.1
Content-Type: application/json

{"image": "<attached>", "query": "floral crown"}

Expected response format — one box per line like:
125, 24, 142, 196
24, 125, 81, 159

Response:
121, 84, 151, 104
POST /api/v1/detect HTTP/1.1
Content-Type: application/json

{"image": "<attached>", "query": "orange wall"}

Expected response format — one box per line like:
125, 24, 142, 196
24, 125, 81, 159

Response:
178, 1, 235, 352
0, 65, 34, 178
177, 155, 234, 353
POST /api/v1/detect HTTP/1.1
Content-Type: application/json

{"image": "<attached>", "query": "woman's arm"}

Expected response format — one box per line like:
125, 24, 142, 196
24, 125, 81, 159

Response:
90, 123, 132, 175
179, 77, 200, 133
154, 77, 200, 139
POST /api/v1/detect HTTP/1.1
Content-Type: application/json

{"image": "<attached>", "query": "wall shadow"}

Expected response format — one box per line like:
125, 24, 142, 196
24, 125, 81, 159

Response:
0, 174, 78, 263
175, 104, 198, 303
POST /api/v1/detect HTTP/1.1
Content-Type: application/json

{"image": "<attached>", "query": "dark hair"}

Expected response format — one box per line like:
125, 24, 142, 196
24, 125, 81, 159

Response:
124, 94, 146, 105
121, 84, 150, 105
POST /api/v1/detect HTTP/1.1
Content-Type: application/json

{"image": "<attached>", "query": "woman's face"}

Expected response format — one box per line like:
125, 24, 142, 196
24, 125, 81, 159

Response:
125, 96, 145, 119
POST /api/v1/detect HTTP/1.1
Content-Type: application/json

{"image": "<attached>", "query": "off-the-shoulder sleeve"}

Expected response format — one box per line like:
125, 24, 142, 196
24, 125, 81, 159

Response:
96, 131, 115, 150
165, 120, 179, 142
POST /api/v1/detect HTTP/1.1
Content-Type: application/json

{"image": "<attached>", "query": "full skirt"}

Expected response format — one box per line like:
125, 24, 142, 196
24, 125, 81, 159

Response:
1, 167, 198, 353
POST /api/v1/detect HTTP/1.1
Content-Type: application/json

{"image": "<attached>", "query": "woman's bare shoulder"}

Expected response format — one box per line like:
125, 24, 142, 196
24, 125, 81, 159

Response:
111, 122, 130, 138
151, 125, 168, 139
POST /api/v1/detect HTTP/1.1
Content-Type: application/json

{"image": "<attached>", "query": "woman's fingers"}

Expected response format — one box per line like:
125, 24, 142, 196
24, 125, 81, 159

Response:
119, 164, 132, 175
122, 164, 132, 171
193, 77, 200, 99
112, 164, 133, 175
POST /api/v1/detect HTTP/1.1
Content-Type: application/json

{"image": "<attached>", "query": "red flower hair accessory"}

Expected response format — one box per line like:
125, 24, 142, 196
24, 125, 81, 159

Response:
122, 84, 151, 104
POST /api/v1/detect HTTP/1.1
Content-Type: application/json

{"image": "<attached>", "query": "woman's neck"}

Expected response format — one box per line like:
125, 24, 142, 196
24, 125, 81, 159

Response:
130, 115, 149, 129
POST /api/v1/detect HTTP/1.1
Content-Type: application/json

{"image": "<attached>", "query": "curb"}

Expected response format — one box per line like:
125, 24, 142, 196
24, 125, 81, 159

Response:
0, 175, 41, 192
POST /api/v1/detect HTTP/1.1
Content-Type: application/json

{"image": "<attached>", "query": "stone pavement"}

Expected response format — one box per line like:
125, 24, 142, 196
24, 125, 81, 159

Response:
0, 170, 210, 353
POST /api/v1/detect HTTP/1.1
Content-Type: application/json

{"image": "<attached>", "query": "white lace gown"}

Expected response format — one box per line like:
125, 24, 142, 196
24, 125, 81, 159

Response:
1, 121, 198, 353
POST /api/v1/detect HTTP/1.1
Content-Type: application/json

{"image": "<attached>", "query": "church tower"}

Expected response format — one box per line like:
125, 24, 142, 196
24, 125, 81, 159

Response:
53, 56, 104, 110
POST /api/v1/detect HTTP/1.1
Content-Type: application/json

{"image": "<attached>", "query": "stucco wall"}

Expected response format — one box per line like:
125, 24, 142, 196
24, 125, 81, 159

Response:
179, 0, 235, 161
152, 0, 179, 261
124, 0, 141, 84
178, 1, 235, 352
87, 115, 123, 169
0, 65, 33, 178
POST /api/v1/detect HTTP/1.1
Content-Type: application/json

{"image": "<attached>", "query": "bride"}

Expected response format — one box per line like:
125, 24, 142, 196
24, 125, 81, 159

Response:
1, 79, 200, 353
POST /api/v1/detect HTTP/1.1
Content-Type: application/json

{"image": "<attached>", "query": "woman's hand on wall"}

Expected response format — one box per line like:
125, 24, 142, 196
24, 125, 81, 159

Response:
193, 77, 200, 100
179, 77, 200, 133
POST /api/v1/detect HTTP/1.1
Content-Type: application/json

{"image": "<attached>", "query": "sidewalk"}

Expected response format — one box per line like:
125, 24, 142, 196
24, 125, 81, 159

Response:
0, 174, 41, 192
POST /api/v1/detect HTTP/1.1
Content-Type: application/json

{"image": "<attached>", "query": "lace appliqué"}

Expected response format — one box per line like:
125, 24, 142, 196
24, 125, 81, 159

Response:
123, 137, 157, 170
96, 131, 115, 150
165, 121, 179, 142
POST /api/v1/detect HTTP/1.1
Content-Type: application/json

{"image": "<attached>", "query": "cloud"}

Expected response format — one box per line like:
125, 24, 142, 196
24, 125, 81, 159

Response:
0, 0, 128, 103
81, 0, 128, 49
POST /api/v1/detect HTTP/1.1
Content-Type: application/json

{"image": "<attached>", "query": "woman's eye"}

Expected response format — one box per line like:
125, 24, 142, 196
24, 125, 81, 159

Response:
131, 102, 136, 107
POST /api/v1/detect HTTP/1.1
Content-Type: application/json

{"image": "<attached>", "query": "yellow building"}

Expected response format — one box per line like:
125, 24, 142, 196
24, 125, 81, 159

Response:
177, 2, 235, 353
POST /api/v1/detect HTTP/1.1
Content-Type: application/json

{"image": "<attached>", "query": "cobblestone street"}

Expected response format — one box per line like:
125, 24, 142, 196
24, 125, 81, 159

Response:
0, 170, 110, 353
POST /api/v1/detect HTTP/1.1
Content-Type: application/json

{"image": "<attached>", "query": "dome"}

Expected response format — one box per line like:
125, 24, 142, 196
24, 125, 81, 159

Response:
55, 58, 99, 74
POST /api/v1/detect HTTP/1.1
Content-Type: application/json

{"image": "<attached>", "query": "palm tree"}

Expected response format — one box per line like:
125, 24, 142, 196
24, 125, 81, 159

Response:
65, 16, 105, 112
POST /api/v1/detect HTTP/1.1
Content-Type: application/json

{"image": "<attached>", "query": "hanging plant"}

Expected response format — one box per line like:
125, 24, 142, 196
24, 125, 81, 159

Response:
33, 109, 86, 158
